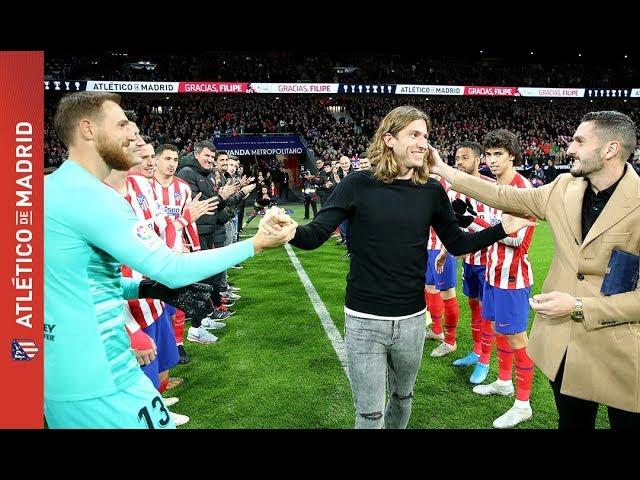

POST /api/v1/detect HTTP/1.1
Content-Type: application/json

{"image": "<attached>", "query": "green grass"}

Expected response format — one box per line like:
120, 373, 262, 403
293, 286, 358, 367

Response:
170, 203, 610, 429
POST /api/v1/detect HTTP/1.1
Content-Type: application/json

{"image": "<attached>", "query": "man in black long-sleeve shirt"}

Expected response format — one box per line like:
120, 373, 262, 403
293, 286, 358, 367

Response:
280, 106, 535, 429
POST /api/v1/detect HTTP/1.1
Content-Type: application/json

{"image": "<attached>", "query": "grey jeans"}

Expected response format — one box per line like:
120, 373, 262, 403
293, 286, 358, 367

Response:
344, 311, 426, 429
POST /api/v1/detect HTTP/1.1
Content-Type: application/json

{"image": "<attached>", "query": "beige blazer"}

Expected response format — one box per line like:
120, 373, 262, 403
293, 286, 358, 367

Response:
450, 166, 640, 412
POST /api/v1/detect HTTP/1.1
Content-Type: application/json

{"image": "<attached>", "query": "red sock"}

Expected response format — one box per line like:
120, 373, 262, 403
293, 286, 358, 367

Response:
426, 292, 444, 334
443, 298, 459, 346
514, 347, 535, 401
158, 377, 169, 394
468, 299, 482, 355
173, 309, 186, 345
479, 319, 494, 365
496, 335, 514, 381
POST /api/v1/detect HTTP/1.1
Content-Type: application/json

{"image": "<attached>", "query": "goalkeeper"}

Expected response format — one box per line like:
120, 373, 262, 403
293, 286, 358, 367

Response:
45, 92, 296, 429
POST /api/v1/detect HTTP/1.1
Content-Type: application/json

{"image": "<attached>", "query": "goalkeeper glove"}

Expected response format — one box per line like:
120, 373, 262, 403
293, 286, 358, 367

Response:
138, 280, 213, 320
451, 198, 475, 228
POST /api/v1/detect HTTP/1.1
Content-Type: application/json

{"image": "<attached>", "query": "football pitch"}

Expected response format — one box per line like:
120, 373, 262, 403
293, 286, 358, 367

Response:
170, 203, 610, 429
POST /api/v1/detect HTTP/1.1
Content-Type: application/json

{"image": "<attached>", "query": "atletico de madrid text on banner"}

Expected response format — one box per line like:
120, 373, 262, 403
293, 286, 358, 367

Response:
0, 51, 44, 428
43, 80, 640, 99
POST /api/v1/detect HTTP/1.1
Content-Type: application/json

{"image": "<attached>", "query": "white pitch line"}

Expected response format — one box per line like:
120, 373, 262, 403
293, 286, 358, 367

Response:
284, 244, 348, 373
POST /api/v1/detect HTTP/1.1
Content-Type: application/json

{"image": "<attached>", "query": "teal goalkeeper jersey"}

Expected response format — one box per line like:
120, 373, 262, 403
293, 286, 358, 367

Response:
45, 160, 255, 401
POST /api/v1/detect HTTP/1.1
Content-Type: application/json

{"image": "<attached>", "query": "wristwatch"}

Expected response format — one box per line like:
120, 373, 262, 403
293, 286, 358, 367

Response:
570, 297, 584, 321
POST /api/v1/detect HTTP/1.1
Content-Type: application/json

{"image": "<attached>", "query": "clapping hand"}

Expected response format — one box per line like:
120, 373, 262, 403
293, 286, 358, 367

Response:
185, 192, 218, 221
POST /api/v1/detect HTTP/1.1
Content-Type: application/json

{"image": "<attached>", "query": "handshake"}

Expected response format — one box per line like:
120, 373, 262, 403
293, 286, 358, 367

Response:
252, 206, 299, 253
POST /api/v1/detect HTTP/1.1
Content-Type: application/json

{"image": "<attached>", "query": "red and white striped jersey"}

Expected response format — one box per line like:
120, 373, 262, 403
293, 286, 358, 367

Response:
152, 176, 201, 252
124, 174, 166, 234
121, 264, 164, 329
427, 176, 456, 250
122, 173, 167, 328
451, 174, 496, 266
101, 179, 162, 330
483, 172, 535, 289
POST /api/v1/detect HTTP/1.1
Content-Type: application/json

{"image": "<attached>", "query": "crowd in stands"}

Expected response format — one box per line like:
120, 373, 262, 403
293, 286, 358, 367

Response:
45, 95, 640, 171
45, 51, 639, 88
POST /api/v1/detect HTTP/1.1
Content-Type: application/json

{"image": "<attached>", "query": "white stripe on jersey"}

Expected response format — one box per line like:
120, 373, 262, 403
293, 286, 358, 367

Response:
125, 174, 166, 233
122, 174, 165, 327
152, 176, 196, 251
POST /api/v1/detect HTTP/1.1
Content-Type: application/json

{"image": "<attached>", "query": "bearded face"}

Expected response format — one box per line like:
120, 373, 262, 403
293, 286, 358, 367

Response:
95, 128, 135, 171
569, 148, 605, 178
567, 121, 607, 178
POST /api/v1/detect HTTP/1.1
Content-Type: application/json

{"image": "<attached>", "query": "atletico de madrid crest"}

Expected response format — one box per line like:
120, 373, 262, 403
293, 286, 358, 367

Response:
136, 194, 149, 211
11, 339, 38, 361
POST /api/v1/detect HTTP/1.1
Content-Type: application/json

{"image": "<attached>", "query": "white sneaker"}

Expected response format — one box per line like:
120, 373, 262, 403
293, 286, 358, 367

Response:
220, 291, 241, 301
169, 411, 190, 427
200, 318, 226, 330
472, 380, 514, 397
425, 327, 444, 341
493, 405, 533, 429
163, 397, 179, 407
186, 326, 218, 344
430, 342, 457, 358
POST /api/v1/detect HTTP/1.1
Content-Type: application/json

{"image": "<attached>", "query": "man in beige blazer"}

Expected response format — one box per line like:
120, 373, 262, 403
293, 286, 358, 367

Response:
429, 111, 640, 430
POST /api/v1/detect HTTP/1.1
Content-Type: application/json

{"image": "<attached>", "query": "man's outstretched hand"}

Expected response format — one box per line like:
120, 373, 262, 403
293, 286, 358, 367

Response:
426, 143, 446, 176
252, 207, 298, 254
501, 213, 537, 235
259, 207, 297, 231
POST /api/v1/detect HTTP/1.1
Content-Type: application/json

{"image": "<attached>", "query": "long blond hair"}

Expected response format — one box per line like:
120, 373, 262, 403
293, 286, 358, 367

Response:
367, 106, 431, 184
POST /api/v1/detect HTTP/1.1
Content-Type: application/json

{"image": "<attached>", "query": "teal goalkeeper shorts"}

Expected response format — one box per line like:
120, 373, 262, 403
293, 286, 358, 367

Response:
45, 374, 176, 429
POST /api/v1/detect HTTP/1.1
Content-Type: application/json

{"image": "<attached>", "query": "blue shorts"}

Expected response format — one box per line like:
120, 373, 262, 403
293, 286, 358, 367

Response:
141, 308, 180, 388
425, 249, 457, 290
481, 283, 531, 335
462, 263, 486, 300
45, 374, 176, 429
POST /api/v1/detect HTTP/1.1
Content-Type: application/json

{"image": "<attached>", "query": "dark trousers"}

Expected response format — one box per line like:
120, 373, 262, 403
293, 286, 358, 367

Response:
244, 208, 261, 226
550, 354, 640, 430
304, 197, 317, 219
280, 183, 290, 200
318, 192, 329, 208
237, 199, 246, 236
339, 218, 351, 253
198, 232, 224, 311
